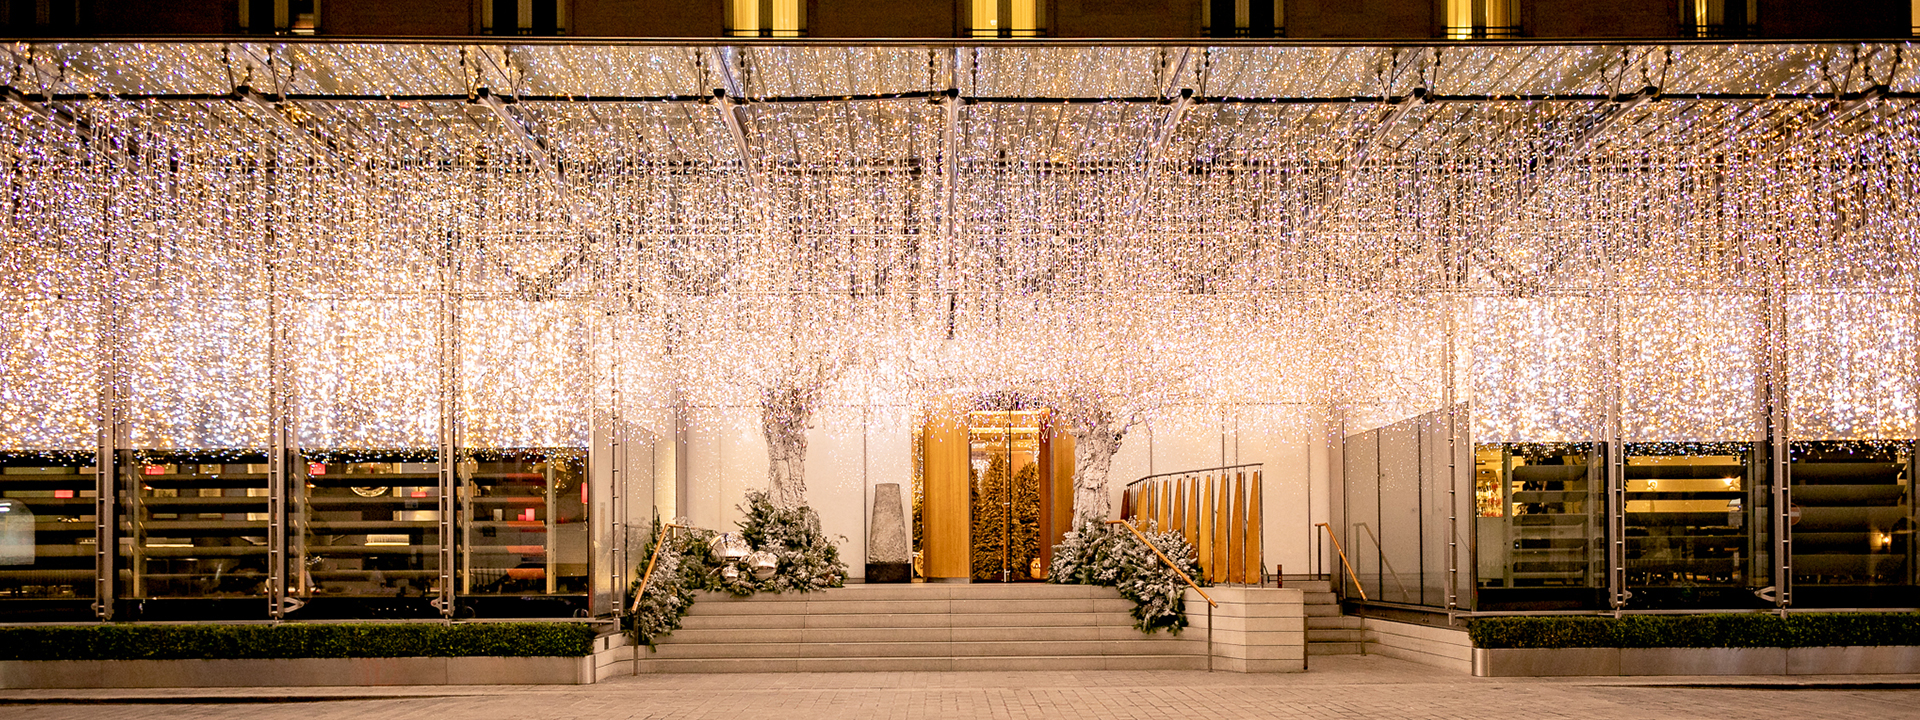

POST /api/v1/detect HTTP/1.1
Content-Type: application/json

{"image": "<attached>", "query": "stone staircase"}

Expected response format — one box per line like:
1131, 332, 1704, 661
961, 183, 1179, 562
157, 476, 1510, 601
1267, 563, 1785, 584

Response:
642, 583, 1208, 673
1295, 578, 1364, 656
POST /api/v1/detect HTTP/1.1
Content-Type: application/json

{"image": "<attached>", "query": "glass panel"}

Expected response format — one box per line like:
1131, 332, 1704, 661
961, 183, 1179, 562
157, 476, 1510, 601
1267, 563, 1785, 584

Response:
0, 453, 97, 616
121, 295, 271, 618
1377, 421, 1420, 604
290, 294, 444, 618
1343, 429, 1379, 600
297, 456, 441, 616
123, 453, 272, 612
968, 407, 1043, 582
455, 297, 590, 616
460, 450, 587, 602
1788, 442, 1916, 607
1476, 443, 1607, 611
1623, 442, 1766, 608
1619, 292, 1768, 608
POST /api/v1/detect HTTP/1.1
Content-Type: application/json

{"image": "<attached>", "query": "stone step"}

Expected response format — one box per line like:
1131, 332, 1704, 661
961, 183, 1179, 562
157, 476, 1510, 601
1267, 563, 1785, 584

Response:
690, 584, 1113, 602
1307, 628, 1365, 643
1279, 580, 1334, 593
684, 597, 1140, 616
1306, 641, 1364, 656
645, 654, 1209, 673
648, 638, 1207, 660
1307, 615, 1362, 630
664, 624, 1162, 644
678, 611, 1137, 630
1300, 591, 1338, 605
1304, 604, 1343, 617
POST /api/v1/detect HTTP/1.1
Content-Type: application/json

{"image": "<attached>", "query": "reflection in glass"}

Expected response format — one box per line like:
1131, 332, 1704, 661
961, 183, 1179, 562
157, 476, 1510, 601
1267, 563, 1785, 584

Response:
1474, 443, 1606, 610
0, 454, 95, 605
968, 409, 1042, 582
296, 453, 441, 615
1623, 442, 1769, 608
1789, 441, 1917, 607
461, 450, 588, 599
122, 452, 271, 602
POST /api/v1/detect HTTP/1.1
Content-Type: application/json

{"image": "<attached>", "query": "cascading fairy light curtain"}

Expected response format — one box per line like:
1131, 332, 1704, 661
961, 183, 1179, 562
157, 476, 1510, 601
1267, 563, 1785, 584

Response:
0, 42, 1915, 457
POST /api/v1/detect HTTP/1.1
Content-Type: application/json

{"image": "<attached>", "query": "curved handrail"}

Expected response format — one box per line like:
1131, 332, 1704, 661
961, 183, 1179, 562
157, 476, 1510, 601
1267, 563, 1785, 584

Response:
1106, 519, 1215, 608
1314, 522, 1368, 602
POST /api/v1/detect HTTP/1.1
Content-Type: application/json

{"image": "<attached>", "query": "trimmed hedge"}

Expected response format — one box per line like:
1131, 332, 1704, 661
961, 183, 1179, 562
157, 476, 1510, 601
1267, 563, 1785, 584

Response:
0, 622, 596, 661
1471, 613, 1920, 649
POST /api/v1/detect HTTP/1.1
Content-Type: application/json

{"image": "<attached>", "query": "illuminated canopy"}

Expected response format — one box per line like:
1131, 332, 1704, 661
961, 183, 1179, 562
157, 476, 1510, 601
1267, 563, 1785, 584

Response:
0, 41, 1916, 453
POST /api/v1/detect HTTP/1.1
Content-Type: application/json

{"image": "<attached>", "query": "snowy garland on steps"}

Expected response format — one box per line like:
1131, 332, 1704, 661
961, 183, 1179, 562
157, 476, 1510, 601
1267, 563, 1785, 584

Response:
1048, 518, 1205, 634
626, 492, 848, 649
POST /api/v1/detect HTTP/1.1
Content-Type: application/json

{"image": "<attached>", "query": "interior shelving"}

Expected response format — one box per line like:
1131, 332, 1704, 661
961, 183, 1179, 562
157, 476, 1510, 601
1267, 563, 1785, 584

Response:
121, 453, 271, 600
1621, 443, 1762, 601
460, 450, 587, 598
0, 453, 97, 603
1475, 444, 1605, 603
1788, 441, 1916, 606
296, 454, 442, 605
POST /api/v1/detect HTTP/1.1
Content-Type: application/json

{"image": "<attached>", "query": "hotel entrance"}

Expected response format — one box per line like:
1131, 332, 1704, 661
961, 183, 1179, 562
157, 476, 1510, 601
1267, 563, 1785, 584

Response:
916, 400, 1074, 582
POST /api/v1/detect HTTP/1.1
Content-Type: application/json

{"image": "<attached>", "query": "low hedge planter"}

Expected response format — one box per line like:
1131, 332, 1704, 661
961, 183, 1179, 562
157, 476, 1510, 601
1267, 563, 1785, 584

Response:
0, 622, 619, 689
1470, 613, 1920, 677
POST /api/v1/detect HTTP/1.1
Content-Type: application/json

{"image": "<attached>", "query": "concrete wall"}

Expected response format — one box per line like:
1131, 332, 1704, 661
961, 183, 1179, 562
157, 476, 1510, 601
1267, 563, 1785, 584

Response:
1362, 617, 1472, 673
1184, 586, 1307, 672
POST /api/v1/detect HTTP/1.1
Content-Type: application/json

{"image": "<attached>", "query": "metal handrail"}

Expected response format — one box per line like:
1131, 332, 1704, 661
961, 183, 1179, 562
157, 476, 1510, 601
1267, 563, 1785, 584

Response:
1314, 522, 1368, 602
631, 522, 691, 613
1125, 462, 1264, 488
1107, 519, 1216, 672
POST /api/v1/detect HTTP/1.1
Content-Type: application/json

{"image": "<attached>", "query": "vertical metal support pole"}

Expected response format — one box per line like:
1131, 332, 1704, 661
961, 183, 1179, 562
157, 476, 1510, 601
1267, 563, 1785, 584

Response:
1206, 602, 1213, 672
609, 318, 626, 617
265, 171, 292, 620
1767, 277, 1792, 612
434, 236, 459, 620
1605, 292, 1627, 612
1443, 294, 1459, 612
93, 225, 119, 622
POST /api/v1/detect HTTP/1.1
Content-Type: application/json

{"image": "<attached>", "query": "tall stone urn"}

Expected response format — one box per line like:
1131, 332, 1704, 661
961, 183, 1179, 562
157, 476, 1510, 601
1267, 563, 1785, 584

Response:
867, 483, 911, 583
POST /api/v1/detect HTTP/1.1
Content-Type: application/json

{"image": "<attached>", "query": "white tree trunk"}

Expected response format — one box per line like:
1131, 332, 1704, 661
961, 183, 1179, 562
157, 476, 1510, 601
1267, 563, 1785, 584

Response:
761, 385, 811, 509
1068, 414, 1126, 522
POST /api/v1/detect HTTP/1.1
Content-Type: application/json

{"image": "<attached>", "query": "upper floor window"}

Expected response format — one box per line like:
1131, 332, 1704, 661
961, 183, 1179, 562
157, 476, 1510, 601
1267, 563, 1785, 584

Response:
970, 0, 1045, 38
482, 0, 565, 36
7, 0, 83, 34
242, 0, 318, 35
1682, 0, 1757, 38
727, 0, 805, 38
1204, 0, 1282, 38
1444, 0, 1519, 39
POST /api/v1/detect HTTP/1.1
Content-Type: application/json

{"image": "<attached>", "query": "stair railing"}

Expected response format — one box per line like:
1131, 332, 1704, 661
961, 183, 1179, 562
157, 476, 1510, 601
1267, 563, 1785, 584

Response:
631, 521, 692, 614
1108, 519, 1218, 672
1313, 522, 1368, 602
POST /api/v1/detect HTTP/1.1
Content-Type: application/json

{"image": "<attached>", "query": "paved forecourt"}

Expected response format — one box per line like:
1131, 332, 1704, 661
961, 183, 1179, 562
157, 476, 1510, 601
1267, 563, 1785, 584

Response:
3, 655, 1918, 720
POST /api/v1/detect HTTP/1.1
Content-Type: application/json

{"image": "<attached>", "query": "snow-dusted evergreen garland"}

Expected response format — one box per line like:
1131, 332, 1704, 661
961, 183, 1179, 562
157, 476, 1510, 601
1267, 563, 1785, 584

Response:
626, 493, 848, 648
1048, 518, 1204, 634
626, 516, 700, 648
709, 490, 848, 596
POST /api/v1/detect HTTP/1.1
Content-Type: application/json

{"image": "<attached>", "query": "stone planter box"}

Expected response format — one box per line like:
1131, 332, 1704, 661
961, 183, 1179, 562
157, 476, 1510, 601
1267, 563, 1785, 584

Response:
0, 634, 637, 689
1474, 646, 1920, 677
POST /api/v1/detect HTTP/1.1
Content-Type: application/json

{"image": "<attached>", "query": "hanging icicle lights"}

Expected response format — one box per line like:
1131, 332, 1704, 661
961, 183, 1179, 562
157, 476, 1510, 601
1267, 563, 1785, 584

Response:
1, 41, 1917, 454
